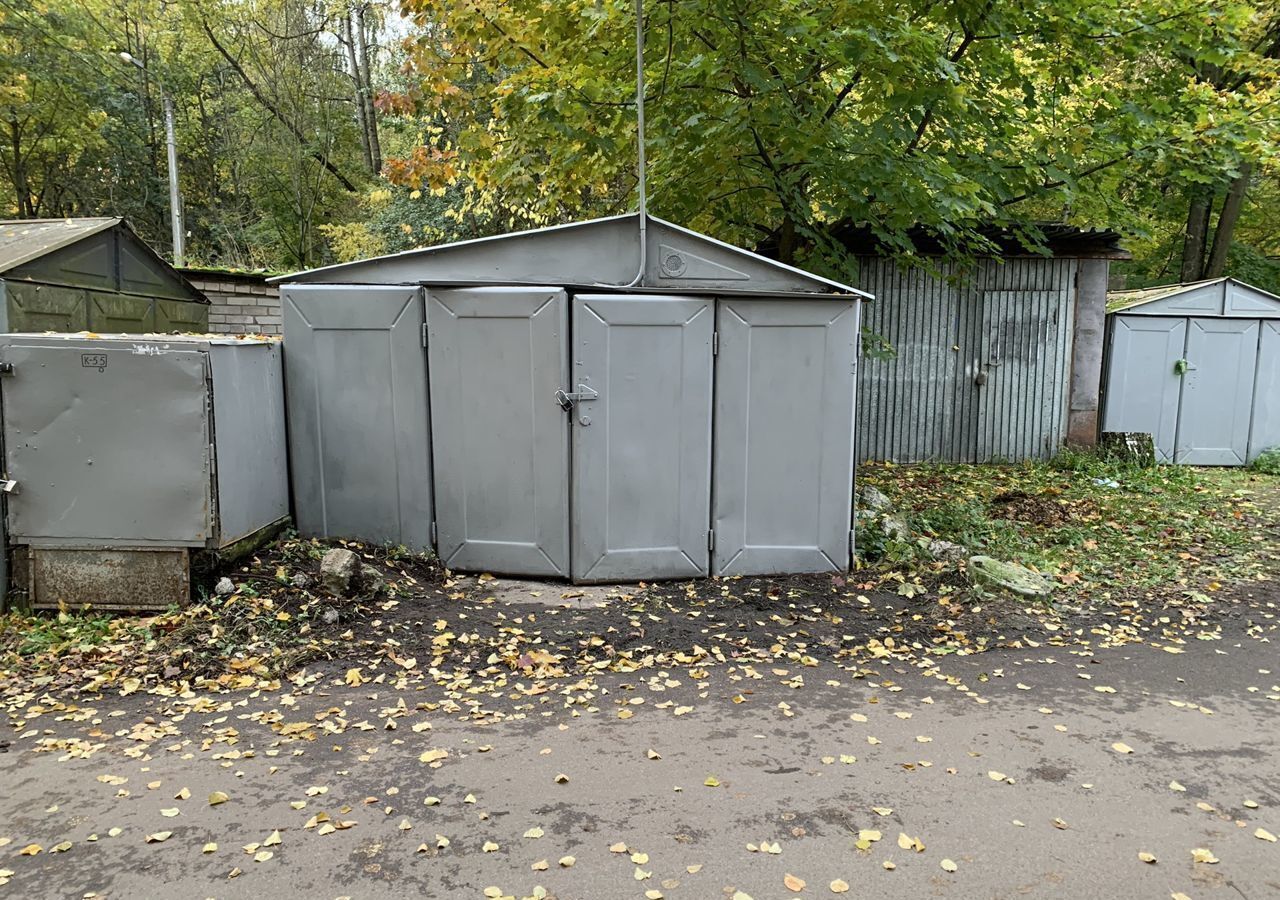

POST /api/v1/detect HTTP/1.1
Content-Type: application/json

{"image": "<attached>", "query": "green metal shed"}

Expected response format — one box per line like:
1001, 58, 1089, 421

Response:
0, 218, 209, 333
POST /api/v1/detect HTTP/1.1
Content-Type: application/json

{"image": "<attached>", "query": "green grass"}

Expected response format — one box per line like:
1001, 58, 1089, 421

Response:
858, 450, 1279, 597
1251, 447, 1280, 476
0, 608, 152, 662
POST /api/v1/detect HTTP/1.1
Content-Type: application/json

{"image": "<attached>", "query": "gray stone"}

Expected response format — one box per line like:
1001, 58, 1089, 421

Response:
360, 564, 386, 596
856, 484, 893, 513
319, 548, 362, 597
320, 607, 340, 625
882, 515, 912, 543
290, 572, 310, 589
927, 539, 968, 562
968, 555, 1055, 598
214, 576, 236, 597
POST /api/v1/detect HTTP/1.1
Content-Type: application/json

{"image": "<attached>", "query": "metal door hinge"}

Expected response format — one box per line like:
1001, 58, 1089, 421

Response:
707, 529, 715, 552
712, 331, 719, 356
421, 322, 428, 349
849, 529, 856, 555
0, 361, 13, 376
430, 521, 437, 544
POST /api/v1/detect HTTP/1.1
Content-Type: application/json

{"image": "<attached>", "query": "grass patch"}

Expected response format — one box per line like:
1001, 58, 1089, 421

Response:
858, 451, 1279, 597
1251, 447, 1280, 476
0, 608, 151, 660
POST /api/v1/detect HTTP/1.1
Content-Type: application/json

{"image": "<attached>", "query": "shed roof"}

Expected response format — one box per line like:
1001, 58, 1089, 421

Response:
831, 222, 1130, 260
0, 218, 120, 274
1107, 277, 1280, 317
0, 217, 207, 304
273, 213, 870, 299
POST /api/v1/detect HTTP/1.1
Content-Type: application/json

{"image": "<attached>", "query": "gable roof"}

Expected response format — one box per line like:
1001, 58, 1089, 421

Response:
0, 218, 120, 274
1108, 277, 1280, 317
0, 217, 206, 304
272, 214, 870, 298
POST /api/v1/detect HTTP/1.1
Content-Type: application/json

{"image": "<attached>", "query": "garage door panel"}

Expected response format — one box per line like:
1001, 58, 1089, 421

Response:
1250, 320, 1280, 463
281, 284, 433, 549
1177, 318, 1257, 466
713, 299, 857, 576
428, 286, 569, 577
1102, 316, 1186, 462
572, 294, 712, 582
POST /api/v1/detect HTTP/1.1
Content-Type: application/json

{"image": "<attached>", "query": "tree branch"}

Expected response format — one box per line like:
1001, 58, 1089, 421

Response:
200, 17, 359, 192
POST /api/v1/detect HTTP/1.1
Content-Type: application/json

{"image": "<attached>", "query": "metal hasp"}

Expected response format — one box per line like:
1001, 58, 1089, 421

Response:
275, 213, 870, 583
1102, 277, 1280, 465
0, 333, 288, 610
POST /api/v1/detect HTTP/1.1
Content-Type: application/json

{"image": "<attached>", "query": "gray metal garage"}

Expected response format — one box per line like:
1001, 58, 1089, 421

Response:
842, 225, 1127, 463
0, 218, 209, 332
1103, 277, 1280, 465
274, 213, 868, 581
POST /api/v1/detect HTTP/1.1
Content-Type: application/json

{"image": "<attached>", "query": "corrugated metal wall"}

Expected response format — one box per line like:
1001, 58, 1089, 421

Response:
855, 256, 1077, 463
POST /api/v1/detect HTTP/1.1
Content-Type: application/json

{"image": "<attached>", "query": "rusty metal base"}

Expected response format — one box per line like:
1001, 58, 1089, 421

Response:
28, 547, 190, 612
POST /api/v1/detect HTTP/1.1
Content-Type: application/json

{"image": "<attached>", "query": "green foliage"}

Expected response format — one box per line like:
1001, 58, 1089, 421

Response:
1250, 447, 1280, 475
858, 454, 1278, 596
390, 0, 1280, 275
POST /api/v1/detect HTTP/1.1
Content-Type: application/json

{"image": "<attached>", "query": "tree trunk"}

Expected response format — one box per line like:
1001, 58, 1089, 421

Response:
1205, 163, 1251, 278
341, 9, 373, 172
1180, 191, 1211, 282
354, 4, 381, 173
777, 215, 797, 265
9, 119, 30, 216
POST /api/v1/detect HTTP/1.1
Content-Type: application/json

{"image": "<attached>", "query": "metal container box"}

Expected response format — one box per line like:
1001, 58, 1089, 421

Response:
0, 333, 288, 609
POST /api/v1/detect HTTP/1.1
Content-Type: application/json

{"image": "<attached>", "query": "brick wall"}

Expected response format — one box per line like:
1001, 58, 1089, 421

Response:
181, 271, 282, 335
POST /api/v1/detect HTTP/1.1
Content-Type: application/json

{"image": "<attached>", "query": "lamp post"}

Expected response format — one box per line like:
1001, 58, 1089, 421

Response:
120, 51, 185, 267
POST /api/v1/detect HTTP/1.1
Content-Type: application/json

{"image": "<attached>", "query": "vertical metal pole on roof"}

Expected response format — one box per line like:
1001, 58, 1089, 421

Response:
623, 0, 647, 287
163, 93, 185, 268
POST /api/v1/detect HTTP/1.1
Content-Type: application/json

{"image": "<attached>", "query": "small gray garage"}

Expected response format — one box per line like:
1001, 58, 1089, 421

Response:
274, 213, 868, 581
1103, 277, 1280, 465
0, 218, 209, 332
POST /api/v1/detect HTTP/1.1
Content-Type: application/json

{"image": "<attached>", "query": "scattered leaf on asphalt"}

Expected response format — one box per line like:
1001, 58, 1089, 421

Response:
784, 873, 806, 892
941, 859, 958, 872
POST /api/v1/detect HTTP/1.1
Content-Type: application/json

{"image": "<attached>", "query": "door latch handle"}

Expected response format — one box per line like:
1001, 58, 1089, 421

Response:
0, 479, 18, 494
554, 384, 599, 411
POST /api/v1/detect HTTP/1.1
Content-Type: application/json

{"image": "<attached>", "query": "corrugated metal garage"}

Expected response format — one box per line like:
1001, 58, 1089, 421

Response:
273, 213, 867, 581
843, 226, 1127, 463
0, 218, 209, 333
1103, 277, 1280, 465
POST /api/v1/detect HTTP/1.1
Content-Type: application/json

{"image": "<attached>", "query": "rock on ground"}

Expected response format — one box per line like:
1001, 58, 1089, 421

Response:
319, 548, 362, 597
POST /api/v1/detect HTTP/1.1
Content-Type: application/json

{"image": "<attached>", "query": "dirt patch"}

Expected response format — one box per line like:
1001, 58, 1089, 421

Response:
988, 490, 1098, 528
